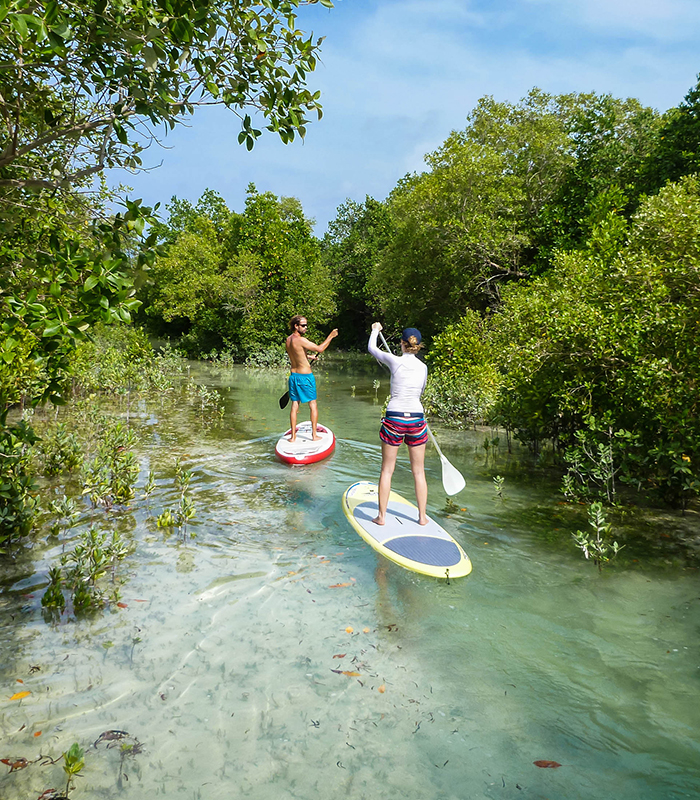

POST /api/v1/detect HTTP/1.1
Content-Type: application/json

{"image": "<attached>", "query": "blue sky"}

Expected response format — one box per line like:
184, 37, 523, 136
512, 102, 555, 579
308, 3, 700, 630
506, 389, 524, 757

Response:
119, 0, 700, 234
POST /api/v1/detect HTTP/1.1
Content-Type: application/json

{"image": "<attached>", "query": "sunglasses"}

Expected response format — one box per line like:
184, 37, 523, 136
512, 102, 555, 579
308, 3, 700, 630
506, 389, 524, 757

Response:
298, 323, 308, 328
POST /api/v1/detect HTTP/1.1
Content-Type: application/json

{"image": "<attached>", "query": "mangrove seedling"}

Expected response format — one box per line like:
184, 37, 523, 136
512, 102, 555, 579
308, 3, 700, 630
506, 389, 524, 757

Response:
493, 475, 505, 500
39, 424, 84, 477
58, 526, 133, 613
443, 497, 459, 514
41, 567, 66, 611
81, 423, 139, 509
185, 381, 225, 423
117, 738, 145, 788
156, 509, 176, 530
175, 461, 193, 491
142, 470, 156, 506
47, 496, 81, 537
177, 493, 196, 539
572, 501, 624, 572
62, 743, 84, 797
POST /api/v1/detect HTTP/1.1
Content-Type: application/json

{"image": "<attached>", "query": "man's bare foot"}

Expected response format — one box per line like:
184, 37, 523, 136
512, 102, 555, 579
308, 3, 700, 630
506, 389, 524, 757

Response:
418, 517, 429, 526
372, 516, 385, 526
289, 436, 296, 443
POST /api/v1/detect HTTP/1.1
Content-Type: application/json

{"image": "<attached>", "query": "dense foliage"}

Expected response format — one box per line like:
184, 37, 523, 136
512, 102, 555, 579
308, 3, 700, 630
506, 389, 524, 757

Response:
426, 176, 700, 508
0, 195, 157, 544
0, 0, 331, 192
321, 196, 394, 348
363, 90, 667, 335
141, 186, 335, 355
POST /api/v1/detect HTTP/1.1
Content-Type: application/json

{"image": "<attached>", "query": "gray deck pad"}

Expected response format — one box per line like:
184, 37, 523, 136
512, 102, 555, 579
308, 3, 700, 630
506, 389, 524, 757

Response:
384, 535, 462, 567
353, 500, 452, 546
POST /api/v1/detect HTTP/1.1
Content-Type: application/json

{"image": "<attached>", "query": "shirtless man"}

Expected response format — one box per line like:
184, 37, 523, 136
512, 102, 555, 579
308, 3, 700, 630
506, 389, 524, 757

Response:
285, 315, 339, 442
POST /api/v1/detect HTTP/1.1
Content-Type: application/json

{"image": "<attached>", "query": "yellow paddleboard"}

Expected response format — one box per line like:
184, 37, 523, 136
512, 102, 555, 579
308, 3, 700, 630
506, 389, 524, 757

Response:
342, 481, 472, 579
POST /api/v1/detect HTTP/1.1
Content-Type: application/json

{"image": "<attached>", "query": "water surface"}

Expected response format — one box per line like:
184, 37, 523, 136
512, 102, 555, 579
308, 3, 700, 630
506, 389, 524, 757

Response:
1, 363, 698, 800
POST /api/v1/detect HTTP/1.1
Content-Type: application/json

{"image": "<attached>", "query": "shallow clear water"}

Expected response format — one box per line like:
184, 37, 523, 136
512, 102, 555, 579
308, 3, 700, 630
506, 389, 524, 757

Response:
1, 363, 699, 800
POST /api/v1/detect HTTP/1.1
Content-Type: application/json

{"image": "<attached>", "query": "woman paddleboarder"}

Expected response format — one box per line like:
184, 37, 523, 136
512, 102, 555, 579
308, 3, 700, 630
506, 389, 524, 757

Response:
368, 322, 428, 526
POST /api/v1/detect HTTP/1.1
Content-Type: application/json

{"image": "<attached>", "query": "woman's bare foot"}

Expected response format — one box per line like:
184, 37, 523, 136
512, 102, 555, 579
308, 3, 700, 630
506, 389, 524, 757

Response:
418, 516, 429, 526
372, 516, 385, 526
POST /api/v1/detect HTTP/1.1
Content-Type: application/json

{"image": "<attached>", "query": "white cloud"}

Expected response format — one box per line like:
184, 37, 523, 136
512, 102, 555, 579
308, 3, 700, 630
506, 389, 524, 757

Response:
522, 0, 700, 41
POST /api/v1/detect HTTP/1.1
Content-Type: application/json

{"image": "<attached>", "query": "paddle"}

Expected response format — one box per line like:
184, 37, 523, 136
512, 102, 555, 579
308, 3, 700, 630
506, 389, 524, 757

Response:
377, 331, 466, 496
279, 356, 318, 409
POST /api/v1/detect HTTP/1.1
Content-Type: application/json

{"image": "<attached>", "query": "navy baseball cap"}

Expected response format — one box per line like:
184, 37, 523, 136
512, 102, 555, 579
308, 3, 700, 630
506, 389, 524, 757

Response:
402, 327, 422, 344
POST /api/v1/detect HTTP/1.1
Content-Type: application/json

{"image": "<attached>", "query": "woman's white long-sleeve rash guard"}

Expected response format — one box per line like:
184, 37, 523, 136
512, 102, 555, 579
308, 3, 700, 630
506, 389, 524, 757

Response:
368, 329, 428, 414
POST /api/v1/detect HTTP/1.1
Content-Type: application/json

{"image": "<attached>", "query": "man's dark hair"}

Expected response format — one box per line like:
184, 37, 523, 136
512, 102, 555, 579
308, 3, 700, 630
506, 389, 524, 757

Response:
289, 315, 306, 331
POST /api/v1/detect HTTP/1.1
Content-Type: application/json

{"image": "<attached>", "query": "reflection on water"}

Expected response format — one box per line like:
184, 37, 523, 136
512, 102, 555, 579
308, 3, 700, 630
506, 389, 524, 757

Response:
1, 363, 699, 800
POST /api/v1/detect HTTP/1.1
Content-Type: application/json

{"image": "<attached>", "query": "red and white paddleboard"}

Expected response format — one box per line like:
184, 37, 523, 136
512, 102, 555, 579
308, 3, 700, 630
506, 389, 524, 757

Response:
275, 421, 335, 465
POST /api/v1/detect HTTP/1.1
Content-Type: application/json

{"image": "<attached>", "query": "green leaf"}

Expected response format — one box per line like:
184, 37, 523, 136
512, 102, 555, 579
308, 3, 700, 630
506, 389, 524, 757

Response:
42, 323, 63, 337
10, 13, 28, 38
143, 45, 158, 71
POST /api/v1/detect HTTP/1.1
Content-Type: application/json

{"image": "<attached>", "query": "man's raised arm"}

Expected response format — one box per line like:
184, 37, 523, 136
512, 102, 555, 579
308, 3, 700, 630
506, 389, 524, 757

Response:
300, 329, 338, 353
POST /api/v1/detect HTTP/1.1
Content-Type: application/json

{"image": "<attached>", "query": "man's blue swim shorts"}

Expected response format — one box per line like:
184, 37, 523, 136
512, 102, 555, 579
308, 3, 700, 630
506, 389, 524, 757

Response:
288, 372, 317, 404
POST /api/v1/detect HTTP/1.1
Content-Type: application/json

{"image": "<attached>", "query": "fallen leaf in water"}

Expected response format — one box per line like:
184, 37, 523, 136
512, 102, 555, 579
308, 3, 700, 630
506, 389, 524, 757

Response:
378, 684, 386, 693
34, 731, 41, 737
1, 757, 29, 771
9, 691, 30, 701
329, 583, 352, 588
345, 626, 354, 633
533, 760, 561, 769
117, 602, 128, 609
363, 627, 370, 633
16, 679, 23, 684
332, 654, 346, 659
331, 670, 361, 677
37, 789, 62, 800
133, 599, 148, 603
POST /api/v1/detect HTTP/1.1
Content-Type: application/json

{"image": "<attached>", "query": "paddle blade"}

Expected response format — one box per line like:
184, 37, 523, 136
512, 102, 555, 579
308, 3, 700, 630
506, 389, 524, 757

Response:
440, 455, 466, 496
426, 423, 466, 495
279, 391, 290, 410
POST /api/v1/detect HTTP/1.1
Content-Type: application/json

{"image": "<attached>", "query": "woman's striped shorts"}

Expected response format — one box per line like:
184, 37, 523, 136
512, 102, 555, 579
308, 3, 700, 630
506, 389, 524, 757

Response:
379, 412, 428, 447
